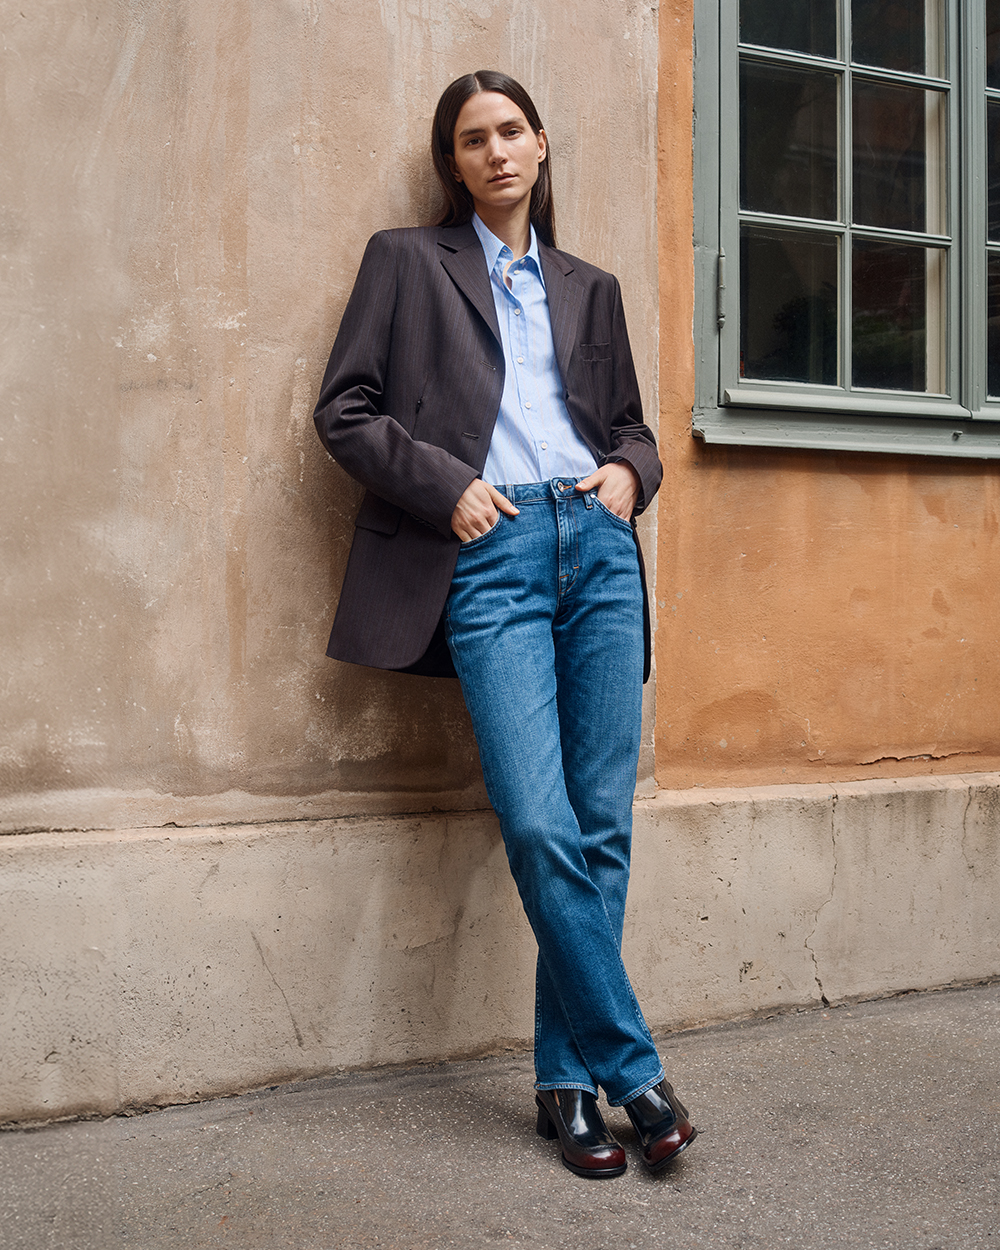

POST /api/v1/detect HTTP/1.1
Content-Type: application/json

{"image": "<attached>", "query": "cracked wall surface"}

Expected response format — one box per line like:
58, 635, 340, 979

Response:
3, 778, 997, 1124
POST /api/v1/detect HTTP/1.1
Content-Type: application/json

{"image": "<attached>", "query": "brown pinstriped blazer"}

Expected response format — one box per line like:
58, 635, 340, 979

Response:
313, 222, 662, 679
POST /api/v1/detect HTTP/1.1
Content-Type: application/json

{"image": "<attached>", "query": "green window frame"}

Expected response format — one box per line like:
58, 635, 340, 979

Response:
694, 0, 1000, 457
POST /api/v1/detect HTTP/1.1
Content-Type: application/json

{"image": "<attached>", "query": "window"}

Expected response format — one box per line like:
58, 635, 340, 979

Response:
693, 0, 1000, 456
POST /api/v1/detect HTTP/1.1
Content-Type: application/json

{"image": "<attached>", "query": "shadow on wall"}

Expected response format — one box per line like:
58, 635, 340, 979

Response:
303, 441, 485, 802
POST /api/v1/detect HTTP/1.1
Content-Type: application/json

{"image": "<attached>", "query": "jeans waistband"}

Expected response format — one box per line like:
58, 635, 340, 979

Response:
493, 478, 592, 505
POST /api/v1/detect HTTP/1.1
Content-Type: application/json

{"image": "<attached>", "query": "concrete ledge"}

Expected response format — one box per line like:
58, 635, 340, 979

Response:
2, 774, 997, 1124
634, 775, 1000, 1021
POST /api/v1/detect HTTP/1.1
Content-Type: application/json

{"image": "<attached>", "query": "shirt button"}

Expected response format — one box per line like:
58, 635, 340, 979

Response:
514, 308, 521, 316
516, 356, 524, 363
524, 402, 532, 409
541, 441, 548, 450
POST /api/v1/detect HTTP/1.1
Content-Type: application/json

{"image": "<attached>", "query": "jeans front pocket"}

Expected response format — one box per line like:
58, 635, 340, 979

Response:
590, 495, 635, 534
458, 512, 504, 549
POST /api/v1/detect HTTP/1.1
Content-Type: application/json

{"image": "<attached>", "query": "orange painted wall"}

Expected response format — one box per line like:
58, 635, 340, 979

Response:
655, 1, 1000, 789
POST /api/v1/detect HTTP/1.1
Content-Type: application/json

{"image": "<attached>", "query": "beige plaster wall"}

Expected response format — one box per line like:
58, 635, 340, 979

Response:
0, 0, 660, 833
3, 777, 996, 1125
655, 0, 1000, 789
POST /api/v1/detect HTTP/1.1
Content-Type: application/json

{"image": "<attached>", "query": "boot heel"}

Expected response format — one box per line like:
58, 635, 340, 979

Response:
535, 1098, 559, 1140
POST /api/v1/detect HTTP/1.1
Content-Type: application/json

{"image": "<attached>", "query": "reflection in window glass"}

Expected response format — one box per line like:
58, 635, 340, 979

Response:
988, 256, 1000, 396
732, 0, 957, 402
740, 0, 836, 57
741, 62, 838, 220
741, 227, 838, 384
989, 103, 1000, 241
989, 0, 1000, 89
852, 241, 943, 391
853, 81, 938, 233
852, 0, 926, 73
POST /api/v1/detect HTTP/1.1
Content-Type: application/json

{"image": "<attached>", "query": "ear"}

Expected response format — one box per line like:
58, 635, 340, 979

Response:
536, 129, 547, 164
445, 154, 462, 182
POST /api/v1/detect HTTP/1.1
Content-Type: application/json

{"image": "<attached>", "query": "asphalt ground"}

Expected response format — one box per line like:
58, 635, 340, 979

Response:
2, 983, 998, 1249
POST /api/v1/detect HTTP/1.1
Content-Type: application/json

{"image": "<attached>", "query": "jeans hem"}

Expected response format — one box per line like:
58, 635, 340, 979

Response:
534, 1080, 600, 1098
604, 1068, 665, 1108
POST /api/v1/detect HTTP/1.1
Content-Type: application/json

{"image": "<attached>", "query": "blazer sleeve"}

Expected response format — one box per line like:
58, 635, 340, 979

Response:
313, 231, 479, 537
600, 276, 663, 515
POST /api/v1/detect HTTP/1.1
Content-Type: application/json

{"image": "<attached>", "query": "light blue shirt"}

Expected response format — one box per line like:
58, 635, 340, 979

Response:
472, 214, 598, 486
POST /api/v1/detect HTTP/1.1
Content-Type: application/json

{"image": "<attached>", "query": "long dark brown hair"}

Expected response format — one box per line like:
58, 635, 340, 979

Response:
431, 71, 557, 248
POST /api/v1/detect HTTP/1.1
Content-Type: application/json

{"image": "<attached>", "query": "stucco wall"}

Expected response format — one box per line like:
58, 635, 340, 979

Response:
2, 1, 997, 1127
0, 0, 660, 834
655, 0, 1000, 789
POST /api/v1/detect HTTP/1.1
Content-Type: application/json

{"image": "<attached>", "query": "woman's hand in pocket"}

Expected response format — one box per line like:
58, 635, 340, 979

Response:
576, 461, 640, 520
451, 479, 520, 541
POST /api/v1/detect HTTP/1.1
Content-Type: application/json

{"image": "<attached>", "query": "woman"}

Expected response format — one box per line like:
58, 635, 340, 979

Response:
313, 70, 696, 1178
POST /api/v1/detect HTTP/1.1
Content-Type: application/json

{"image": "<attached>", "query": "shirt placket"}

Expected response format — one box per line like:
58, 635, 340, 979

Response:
501, 260, 545, 473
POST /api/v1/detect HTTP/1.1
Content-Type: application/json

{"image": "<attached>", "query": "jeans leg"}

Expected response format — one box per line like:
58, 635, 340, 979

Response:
533, 488, 650, 1094
445, 485, 663, 1105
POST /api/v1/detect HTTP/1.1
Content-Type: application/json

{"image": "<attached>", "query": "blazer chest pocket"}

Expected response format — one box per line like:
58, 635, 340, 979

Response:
579, 342, 612, 363
355, 491, 402, 536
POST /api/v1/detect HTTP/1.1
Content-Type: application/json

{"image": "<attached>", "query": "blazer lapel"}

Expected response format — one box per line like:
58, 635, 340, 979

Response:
540, 245, 583, 387
437, 230, 583, 370
438, 225, 501, 346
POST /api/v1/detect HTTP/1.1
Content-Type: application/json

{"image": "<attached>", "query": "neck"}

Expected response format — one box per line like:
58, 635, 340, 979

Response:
473, 199, 532, 259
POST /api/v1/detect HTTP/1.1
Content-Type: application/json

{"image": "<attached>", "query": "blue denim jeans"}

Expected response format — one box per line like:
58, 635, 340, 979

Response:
444, 478, 664, 1106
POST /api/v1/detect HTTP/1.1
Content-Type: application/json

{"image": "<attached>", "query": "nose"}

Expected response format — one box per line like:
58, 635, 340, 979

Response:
486, 134, 505, 164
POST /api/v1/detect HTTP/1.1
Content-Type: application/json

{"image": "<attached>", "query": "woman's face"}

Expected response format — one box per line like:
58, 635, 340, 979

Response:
446, 91, 546, 219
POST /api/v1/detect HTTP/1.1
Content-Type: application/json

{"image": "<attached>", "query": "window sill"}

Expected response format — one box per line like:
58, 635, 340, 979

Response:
722, 386, 969, 420
693, 407, 1000, 458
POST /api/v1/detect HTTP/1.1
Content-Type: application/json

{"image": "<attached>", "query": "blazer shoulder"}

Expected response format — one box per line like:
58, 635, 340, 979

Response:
364, 225, 474, 255
361, 225, 437, 253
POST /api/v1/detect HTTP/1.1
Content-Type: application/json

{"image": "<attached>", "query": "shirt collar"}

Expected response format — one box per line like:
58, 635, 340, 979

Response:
472, 213, 544, 285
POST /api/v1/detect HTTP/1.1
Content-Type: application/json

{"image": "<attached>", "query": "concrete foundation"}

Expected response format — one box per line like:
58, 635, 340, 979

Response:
2, 773, 997, 1125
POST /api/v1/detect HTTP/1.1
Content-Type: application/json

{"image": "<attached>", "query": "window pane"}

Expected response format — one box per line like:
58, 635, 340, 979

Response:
853, 81, 945, 233
852, 0, 926, 74
853, 241, 945, 392
988, 256, 1000, 396
989, 102, 1000, 242
741, 0, 836, 57
740, 227, 839, 384
989, 0, 1000, 90
741, 62, 839, 220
